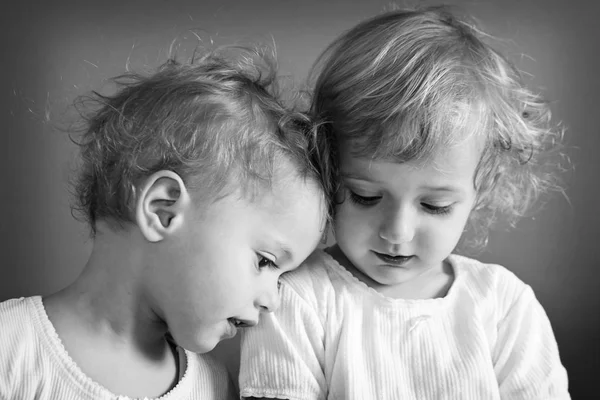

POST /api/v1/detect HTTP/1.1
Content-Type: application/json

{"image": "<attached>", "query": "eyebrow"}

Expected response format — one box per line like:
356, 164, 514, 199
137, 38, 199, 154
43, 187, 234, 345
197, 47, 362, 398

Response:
419, 185, 465, 195
340, 171, 376, 182
343, 171, 466, 195
275, 242, 293, 262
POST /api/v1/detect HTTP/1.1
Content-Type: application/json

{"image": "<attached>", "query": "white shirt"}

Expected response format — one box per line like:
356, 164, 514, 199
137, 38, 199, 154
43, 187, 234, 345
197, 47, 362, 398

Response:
240, 250, 569, 400
0, 296, 236, 400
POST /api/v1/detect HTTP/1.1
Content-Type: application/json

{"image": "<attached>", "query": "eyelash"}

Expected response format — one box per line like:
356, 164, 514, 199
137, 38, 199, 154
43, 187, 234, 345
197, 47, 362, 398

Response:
348, 191, 453, 215
421, 203, 453, 215
257, 255, 278, 270
257, 255, 282, 290
348, 191, 381, 206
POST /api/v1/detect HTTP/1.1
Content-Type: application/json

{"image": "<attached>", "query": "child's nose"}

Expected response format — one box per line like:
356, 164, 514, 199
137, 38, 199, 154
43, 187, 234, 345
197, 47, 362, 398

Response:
256, 283, 281, 313
379, 206, 416, 244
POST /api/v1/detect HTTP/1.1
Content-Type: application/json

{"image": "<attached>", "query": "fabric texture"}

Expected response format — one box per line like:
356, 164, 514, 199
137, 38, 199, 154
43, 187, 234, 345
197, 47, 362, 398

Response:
0, 296, 236, 400
240, 249, 569, 400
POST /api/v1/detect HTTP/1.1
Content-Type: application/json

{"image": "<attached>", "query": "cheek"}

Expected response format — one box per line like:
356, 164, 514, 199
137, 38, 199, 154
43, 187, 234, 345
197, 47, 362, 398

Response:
184, 254, 254, 308
183, 272, 254, 326
334, 202, 370, 237
422, 211, 471, 251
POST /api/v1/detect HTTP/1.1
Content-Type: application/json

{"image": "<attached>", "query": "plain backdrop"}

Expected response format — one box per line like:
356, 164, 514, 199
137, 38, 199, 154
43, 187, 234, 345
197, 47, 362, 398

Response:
1, 0, 598, 397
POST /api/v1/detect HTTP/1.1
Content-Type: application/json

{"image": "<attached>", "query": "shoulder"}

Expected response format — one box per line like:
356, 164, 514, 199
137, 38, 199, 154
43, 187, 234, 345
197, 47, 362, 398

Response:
0, 295, 36, 321
189, 350, 231, 380
0, 297, 47, 394
449, 255, 531, 316
280, 249, 336, 306
0, 296, 40, 349
283, 248, 333, 284
450, 254, 528, 291
185, 350, 236, 399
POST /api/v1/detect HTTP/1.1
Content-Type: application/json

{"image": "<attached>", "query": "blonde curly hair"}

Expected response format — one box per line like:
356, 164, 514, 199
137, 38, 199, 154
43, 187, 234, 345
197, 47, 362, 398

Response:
311, 5, 565, 249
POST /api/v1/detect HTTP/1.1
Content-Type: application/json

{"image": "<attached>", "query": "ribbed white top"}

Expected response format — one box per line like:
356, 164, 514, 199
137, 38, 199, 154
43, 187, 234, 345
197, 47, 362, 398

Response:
240, 250, 569, 400
0, 296, 236, 400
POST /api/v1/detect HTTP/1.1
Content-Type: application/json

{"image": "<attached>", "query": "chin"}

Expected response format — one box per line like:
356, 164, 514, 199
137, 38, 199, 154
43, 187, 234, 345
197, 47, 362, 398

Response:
196, 342, 218, 354
170, 330, 219, 354
182, 338, 218, 354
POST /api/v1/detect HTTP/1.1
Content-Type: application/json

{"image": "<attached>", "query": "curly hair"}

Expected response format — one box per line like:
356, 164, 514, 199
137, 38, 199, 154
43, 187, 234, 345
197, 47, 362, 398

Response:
311, 5, 564, 249
72, 46, 332, 234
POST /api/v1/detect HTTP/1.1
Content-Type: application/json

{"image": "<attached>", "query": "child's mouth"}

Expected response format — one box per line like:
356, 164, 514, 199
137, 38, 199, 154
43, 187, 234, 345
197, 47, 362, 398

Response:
372, 251, 414, 266
225, 319, 239, 339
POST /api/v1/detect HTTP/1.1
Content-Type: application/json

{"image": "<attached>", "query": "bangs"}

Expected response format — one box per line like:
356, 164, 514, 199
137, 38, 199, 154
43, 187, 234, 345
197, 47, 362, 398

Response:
344, 77, 491, 163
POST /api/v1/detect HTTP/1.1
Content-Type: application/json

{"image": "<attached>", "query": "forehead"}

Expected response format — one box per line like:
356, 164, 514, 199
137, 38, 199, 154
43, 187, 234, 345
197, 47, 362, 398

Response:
340, 96, 489, 163
192, 166, 325, 263
339, 136, 482, 185
260, 162, 325, 221
251, 170, 326, 261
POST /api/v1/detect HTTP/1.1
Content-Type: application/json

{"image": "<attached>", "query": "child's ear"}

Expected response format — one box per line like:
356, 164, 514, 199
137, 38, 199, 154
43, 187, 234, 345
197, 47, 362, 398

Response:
135, 170, 192, 242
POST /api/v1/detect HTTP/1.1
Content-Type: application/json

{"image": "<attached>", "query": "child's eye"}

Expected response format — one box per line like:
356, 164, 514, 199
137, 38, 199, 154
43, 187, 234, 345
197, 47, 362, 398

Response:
257, 254, 278, 270
422, 203, 453, 215
348, 191, 381, 207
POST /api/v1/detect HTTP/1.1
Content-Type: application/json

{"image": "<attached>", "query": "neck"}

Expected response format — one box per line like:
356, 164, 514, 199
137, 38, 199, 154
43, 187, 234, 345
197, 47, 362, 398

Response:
42, 221, 182, 397
45, 221, 168, 358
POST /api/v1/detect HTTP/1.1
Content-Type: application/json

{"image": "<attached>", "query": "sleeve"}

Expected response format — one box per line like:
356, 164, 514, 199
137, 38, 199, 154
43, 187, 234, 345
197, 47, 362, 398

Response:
239, 280, 327, 400
493, 284, 570, 400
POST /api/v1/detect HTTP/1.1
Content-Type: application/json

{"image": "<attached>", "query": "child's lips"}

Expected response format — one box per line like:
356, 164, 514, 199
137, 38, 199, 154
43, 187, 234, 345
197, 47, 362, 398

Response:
372, 251, 414, 266
225, 317, 258, 339
225, 320, 238, 339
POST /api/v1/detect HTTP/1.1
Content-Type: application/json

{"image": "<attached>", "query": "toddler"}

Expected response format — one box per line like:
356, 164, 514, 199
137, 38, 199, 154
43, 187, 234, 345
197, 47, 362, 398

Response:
0, 47, 328, 399
240, 6, 569, 400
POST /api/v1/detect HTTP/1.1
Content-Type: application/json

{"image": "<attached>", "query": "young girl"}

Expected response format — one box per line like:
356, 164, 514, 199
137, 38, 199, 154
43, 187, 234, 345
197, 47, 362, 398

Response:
0, 47, 328, 399
239, 6, 570, 399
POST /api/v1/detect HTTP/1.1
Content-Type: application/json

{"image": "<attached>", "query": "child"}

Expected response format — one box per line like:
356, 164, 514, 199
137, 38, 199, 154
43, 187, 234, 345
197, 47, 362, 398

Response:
239, 6, 570, 400
0, 47, 328, 399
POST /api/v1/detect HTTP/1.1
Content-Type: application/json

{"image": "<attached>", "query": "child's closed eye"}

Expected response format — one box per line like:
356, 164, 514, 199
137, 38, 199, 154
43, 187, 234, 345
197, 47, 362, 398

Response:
348, 191, 381, 206
421, 203, 453, 215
